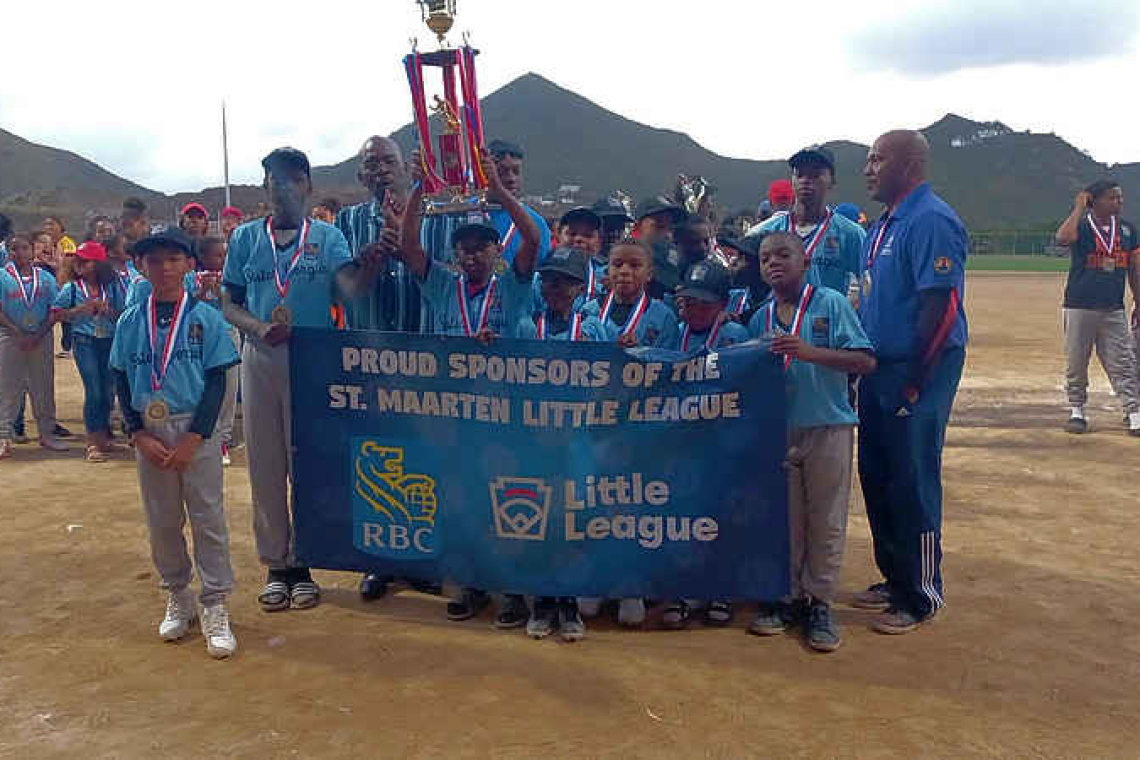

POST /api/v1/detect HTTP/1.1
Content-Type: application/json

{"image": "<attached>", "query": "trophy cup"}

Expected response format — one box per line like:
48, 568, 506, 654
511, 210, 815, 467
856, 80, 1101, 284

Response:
407, 0, 491, 215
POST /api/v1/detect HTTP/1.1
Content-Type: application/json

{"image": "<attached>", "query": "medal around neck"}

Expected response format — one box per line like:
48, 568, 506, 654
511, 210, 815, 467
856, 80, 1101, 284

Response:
145, 397, 170, 422
271, 304, 292, 325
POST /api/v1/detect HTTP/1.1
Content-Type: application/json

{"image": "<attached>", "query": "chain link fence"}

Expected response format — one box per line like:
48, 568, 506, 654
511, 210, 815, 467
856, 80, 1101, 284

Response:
970, 230, 1067, 257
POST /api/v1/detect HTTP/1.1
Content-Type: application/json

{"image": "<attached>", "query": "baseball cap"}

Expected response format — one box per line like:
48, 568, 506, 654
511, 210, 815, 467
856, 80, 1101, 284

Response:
451, 209, 501, 247
716, 233, 745, 253
488, 139, 524, 159
134, 227, 195, 258
635, 197, 687, 225
180, 202, 208, 218
677, 260, 731, 303
75, 241, 108, 262
539, 247, 589, 282
559, 206, 602, 230
651, 240, 685, 292
789, 144, 836, 175
220, 205, 244, 220
261, 146, 312, 178
768, 179, 794, 205
591, 196, 634, 224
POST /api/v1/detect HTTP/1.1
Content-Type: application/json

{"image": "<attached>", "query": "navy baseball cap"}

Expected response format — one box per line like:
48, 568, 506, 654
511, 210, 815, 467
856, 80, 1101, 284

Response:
591, 196, 634, 224
451, 210, 501, 246
635, 197, 687, 224
789, 144, 836, 174
262, 147, 312, 178
559, 206, 602, 230
677, 260, 731, 303
133, 227, 195, 258
539, 246, 590, 282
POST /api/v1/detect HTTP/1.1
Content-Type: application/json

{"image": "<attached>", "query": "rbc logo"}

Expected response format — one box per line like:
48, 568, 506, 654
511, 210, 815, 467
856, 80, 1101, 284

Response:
352, 441, 440, 558
489, 477, 552, 541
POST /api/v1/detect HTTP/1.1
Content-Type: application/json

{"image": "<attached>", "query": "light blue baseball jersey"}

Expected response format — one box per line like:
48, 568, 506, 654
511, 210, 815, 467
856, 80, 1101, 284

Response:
748, 286, 872, 429
54, 279, 125, 338
670, 319, 750, 353
523, 311, 608, 342
222, 217, 352, 328
418, 263, 534, 338
1, 265, 59, 332
110, 297, 240, 416
580, 293, 679, 348
491, 205, 552, 266
752, 209, 865, 294
0, 243, 8, 267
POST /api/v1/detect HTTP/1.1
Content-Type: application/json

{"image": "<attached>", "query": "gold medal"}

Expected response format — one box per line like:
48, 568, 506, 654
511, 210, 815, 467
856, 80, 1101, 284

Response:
861, 271, 873, 297
271, 305, 292, 325
145, 398, 170, 422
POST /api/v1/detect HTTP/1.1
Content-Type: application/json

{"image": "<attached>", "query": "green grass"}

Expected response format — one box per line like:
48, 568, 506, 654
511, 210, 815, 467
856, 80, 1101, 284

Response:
967, 255, 1069, 272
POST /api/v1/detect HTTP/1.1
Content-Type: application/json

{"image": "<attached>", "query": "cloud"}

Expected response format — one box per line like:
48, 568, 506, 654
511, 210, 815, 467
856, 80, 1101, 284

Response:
850, 0, 1138, 75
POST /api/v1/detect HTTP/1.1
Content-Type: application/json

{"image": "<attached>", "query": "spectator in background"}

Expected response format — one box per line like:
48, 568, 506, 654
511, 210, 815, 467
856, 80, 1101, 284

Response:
42, 216, 77, 256
179, 203, 210, 238
0, 213, 10, 265
220, 206, 244, 242
32, 231, 60, 277
768, 179, 795, 215
120, 197, 150, 247
85, 215, 117, 245
311, 198, 342, 225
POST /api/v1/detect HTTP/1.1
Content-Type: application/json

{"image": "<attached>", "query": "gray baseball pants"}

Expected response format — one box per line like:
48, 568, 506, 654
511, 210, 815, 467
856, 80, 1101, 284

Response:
135, 414, 233, 606
241, 338, 295, 570
0, 331, 57, 439
1063, 307, 1139, 412
786, 425, 854, 604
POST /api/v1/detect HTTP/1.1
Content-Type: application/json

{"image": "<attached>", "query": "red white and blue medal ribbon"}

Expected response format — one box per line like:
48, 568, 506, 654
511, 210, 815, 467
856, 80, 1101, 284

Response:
789, 208, 833, 263
76, 279, 102, 303
5, 263, 39, 307
765, 283, 815, 371
586, 265, 599, 300
600, 290, 649, 338
457, 275, 497, 337
267, 216, 311, 301
1086, 213, 1117, 256
729, 290, 749, 315
501, 222, 517, 252
681, 318, 723, 352
535, 312, 583, 341
146, 291, 190, 395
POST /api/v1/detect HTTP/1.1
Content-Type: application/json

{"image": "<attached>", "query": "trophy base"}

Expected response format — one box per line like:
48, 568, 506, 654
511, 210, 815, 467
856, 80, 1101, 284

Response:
422, 197, 503, 216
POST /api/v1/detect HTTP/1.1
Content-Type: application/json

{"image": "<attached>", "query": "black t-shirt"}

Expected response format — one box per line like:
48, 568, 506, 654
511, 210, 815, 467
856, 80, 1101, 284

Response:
1063, 216, 1137, 310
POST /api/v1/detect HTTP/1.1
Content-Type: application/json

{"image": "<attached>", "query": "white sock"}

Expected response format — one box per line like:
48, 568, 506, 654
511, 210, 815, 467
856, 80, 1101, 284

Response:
1070, 406, 1085, 420
1128, 411, 1140, 429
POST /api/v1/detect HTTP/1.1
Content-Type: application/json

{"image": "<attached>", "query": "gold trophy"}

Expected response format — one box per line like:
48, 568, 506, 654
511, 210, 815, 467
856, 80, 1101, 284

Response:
418, 0, 456, 46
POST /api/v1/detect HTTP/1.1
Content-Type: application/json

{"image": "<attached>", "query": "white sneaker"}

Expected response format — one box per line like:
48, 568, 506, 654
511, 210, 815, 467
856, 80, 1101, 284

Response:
618, 598, 646, 627
202, 602, 237, 659
159, 589, 198, 641
578, 597, 602, 617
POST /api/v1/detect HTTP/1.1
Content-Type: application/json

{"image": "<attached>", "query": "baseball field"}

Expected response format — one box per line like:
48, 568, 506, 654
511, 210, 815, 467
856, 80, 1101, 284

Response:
2, 272, 1137, 759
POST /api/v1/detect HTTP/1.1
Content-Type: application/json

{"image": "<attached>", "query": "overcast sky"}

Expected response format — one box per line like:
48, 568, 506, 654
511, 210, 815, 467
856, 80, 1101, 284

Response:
1, 0, 1137, 194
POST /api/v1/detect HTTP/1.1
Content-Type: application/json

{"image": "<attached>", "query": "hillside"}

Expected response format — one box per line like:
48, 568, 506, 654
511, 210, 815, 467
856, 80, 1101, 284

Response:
4, 73, 1140, 232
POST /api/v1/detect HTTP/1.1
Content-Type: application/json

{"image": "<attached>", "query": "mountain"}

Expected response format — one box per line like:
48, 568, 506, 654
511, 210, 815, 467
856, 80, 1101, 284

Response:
4, 73, 1140, 233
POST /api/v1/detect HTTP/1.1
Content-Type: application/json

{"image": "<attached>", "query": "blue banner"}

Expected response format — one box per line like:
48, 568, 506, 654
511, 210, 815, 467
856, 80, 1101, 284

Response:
290, 329, 789, 600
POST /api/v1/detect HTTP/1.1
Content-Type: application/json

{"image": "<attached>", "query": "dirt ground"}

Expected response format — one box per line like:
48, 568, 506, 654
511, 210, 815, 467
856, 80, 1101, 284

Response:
2, 273, 1138, 759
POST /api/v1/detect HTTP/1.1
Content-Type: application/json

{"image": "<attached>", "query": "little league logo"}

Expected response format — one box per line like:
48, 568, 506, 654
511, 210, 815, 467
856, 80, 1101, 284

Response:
352, 441, 440, 558
489, 477, 552, 541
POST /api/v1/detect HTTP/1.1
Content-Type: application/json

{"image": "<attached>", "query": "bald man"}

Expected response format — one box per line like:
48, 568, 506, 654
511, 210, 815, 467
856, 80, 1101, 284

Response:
853, 130, 968, 635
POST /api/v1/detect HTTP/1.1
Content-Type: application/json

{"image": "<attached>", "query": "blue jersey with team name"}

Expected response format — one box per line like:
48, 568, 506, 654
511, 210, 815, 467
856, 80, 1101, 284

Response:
518, 310, 608, 341
222, 218, 352, 328
669, 319, 750, 353
1, 266, 59, 332
110, 297, 240, 416
418, 262, 534, 338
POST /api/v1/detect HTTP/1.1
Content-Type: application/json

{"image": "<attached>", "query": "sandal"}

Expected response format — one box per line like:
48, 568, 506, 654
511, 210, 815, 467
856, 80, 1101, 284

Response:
661, 600, 691, 630
258, 580, 291, 612
705, 601, 734, 627
85, 445, 109, 463
290, 581, 321, 610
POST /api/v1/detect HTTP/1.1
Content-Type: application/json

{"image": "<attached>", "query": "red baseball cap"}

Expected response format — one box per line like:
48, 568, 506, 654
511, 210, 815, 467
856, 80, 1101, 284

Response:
181, 202, 209, 218
221, 205, 243, 220
768, 179, 794, 205
76, 241, 108, 261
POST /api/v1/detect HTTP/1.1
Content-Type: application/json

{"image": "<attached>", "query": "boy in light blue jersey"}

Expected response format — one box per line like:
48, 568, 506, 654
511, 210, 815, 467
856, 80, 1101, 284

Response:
746, 232, 876, 653
487, 140, 552, 266
397, 147, 542, 628
747, 146, 864, 298
580, 239, 679, 349
110, 228, 240, 659
222, 147, 372, 614
0, 233, 67, 456
671, 261, 750, 354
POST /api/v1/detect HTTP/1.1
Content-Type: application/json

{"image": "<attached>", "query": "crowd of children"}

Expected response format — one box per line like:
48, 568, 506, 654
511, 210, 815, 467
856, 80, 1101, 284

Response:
0, 127, 973, 660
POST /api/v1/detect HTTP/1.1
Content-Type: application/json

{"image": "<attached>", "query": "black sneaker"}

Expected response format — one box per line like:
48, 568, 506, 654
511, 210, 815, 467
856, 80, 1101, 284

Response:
53, 424, 74, 438
446, 589, 490, 621
526, 597, 558, 639
495, 594, 529, 629
1064, 415, 1087, 434
851, 582, 892, 611
359, 573, 389, 601
407, 578, 443, 596
806, 601, 842, 652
